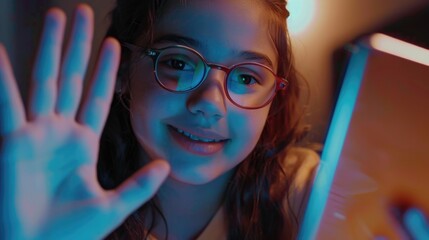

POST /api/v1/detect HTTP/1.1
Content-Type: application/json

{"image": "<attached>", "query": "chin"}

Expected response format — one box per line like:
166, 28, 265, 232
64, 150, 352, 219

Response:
168, 164, 234, 186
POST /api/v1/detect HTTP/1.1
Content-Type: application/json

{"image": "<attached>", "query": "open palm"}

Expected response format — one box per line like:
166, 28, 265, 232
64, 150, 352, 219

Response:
0, 4, 169, 239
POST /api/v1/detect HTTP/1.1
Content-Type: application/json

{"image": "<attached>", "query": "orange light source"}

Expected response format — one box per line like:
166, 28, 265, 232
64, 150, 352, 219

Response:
369, 33, 429, 66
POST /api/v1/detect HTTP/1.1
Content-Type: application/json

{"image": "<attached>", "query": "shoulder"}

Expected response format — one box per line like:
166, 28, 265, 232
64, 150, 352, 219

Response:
281, 147, 319, 191
280, 147, 320, 222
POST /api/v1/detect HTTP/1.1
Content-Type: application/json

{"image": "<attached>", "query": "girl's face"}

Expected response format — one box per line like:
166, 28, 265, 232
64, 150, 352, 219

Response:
129, 0, 278, 184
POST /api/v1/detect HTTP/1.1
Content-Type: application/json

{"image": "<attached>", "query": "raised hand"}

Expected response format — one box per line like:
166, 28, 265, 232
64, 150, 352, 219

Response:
0, 4, 170, 239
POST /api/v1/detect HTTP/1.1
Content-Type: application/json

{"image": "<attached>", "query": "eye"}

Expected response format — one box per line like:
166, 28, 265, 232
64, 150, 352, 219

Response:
167, 59, 188, 70
159, 54, 195, 71
229, 66, 265, 87
237, 74, 258, 85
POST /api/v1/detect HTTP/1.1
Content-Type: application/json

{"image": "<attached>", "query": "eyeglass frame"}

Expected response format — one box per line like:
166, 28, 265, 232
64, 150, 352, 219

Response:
122, 42, 289, 110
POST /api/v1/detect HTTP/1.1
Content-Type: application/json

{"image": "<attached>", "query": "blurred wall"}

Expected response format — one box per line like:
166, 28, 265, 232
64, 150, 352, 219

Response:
0, 0, 16, 67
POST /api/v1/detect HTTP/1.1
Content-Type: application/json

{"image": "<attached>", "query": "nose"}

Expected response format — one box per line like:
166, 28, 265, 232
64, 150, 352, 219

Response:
186, 68, 227, 121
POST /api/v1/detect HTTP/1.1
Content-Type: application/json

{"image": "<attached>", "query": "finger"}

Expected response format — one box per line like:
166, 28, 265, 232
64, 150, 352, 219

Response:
77, 38, 120, 135
0, 45, 26, 135
404, 208, 429, 239
56, 4, 93, 118
105, 160, 170, 228
28, 8, 66, 120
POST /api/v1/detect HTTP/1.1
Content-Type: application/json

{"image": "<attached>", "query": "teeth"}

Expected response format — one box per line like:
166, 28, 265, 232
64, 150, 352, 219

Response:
176, 128, 223, 143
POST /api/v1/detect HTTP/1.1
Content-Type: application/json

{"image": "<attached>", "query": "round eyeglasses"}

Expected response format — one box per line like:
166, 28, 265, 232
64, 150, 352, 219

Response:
123, 43, 289, 109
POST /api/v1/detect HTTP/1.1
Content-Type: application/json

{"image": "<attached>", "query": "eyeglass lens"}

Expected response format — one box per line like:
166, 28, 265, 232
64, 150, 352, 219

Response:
154, 47, 277, 108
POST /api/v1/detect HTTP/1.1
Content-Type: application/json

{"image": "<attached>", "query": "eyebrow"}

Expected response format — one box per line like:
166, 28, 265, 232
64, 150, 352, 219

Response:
153, 34, 275, 69
237, 51, 275, 70
154, 34, 202, 48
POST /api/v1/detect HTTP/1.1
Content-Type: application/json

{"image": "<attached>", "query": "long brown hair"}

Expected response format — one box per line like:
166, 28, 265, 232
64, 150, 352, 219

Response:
97, 0, 306, 239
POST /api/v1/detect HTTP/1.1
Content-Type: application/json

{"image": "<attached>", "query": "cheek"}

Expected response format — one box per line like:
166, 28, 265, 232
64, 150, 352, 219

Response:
128, 96, 160, 159
127, 66, 169, 157
128, 60, 179, 116
229, 106, 270, 154
128, 71, 158, 137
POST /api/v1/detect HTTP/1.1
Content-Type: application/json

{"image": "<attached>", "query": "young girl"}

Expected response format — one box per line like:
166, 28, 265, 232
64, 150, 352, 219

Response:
0, 0, 319, 239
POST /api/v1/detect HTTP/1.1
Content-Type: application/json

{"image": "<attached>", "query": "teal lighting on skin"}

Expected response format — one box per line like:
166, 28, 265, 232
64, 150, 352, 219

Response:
404, 208, 429, 239
298, 44, 370, 240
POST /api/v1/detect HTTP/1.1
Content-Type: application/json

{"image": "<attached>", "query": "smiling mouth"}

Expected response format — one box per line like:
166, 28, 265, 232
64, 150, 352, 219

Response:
169, 125, 228, 143
168, 125, 229, 156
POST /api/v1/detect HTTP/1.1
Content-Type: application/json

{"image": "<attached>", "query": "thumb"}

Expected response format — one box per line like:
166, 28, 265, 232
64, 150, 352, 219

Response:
107, 159, 170, 221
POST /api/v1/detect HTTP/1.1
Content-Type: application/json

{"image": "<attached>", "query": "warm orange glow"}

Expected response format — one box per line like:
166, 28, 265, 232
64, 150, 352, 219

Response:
369, 33, 429, 66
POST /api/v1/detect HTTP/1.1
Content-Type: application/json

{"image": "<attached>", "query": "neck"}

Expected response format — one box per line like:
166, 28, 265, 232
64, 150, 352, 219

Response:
151, 170, 233, 240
